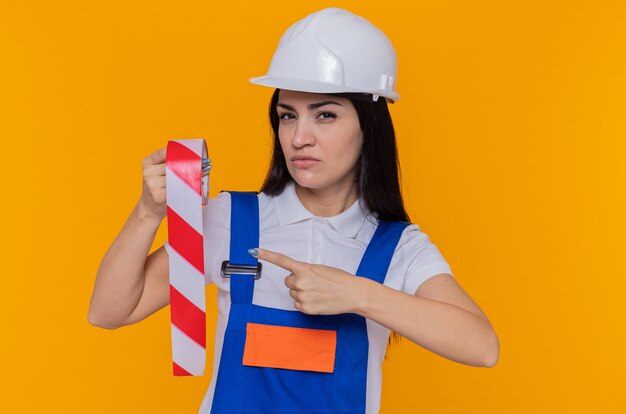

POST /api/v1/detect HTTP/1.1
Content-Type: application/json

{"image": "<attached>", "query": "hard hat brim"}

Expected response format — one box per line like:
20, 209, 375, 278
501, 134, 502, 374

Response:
249, 75, 399, 102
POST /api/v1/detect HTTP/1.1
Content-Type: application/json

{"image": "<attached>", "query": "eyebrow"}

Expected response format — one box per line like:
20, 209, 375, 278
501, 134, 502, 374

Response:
277, 101, 343, 111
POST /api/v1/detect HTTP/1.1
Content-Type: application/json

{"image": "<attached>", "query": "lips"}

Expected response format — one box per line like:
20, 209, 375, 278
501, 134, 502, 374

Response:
291, 155, 320, 161
290, 155, 320, 168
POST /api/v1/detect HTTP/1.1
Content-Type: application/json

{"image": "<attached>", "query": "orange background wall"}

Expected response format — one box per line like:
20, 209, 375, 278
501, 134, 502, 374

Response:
1, 1, 624, 412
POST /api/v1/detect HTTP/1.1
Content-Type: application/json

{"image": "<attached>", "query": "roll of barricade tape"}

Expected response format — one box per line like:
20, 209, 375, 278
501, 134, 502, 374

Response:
165, 139, 211, 376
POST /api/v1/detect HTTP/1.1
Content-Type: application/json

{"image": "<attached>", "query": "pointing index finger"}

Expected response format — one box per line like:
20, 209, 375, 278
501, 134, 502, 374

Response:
251, 248, 305, 273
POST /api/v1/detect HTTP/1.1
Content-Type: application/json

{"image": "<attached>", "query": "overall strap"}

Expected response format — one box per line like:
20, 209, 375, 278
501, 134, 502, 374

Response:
227, 191, 260, 304
355, 220, 410, 284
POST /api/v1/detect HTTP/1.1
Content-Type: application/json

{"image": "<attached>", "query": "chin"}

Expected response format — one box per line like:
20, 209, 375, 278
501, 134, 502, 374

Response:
292, 177, 323, 190
289, 167, 358, 192
289, 170, 327, 190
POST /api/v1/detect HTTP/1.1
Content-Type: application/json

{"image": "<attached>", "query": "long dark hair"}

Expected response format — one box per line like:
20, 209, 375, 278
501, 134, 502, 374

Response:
260, 88, 410, 346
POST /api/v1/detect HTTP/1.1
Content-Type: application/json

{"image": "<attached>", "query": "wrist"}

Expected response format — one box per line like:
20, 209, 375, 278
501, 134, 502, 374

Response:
135, 199, 163, 224
350, 276, 376, 316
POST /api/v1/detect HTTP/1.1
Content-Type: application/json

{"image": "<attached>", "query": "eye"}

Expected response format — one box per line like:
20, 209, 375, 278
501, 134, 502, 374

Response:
278, 112, 296, 121
317, 111, 337, 120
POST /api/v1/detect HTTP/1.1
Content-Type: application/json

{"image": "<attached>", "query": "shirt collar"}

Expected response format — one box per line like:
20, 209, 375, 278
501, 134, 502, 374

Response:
273, 180, 370, 238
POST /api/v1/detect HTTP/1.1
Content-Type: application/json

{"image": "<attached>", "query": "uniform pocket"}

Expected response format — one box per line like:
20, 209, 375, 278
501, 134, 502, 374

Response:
242, 322, 337, 373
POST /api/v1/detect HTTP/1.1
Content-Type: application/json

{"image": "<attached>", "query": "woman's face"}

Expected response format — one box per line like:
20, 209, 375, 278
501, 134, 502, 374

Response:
276, 89, 363, 193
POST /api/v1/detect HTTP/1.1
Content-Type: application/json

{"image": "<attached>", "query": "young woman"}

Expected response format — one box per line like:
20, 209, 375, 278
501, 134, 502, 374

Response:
89, 7, 499, 414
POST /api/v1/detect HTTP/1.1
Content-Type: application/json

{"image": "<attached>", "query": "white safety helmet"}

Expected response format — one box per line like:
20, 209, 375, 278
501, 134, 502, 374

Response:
249, 7, 399, 103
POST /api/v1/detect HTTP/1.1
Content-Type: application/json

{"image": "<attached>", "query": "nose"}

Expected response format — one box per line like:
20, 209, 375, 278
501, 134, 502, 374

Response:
291, 117, 316, 149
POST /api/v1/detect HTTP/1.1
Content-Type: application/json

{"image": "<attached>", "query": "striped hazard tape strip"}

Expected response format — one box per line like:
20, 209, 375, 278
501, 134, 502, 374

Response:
165, 139, 211, 376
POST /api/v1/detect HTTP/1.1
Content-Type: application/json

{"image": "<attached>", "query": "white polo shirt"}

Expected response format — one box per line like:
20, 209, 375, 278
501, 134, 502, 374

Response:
165, 180, 453, 414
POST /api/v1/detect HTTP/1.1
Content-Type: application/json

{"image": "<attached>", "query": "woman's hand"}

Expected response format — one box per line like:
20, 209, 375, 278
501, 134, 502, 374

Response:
251, 248, 369, 315
137, 146, 209, 222
138, 147, 168, 221
251, 248, 499, 366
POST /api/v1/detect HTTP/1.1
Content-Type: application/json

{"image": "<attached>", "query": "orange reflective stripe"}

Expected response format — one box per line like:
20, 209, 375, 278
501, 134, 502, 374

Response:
242, 323, 337, 373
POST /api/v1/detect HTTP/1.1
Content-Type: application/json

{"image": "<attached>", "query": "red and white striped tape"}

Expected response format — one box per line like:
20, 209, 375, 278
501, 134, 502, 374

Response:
165, 139, 210, 376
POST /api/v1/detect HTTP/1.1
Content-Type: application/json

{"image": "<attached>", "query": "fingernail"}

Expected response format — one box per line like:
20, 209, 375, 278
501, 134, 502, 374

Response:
248, 248, 259, 257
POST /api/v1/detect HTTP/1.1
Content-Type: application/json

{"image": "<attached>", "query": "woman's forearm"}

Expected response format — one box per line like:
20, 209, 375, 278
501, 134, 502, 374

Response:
355, 278, 499, 367
88, 199, 162, 329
